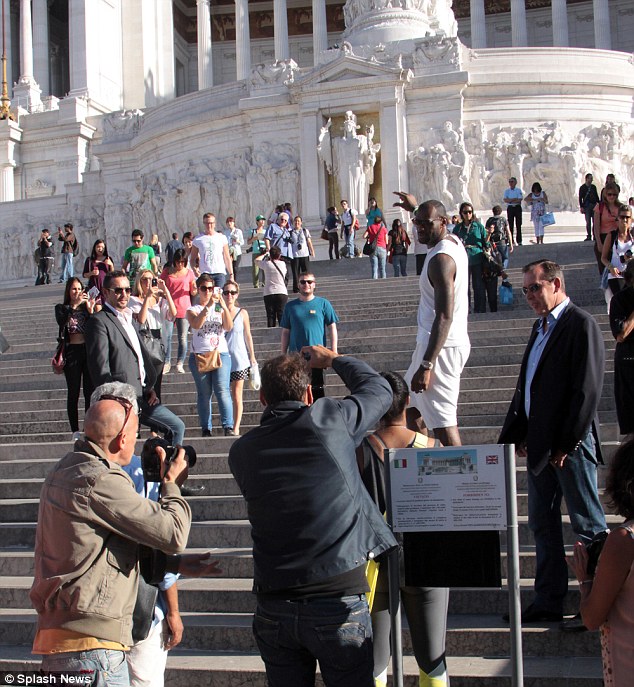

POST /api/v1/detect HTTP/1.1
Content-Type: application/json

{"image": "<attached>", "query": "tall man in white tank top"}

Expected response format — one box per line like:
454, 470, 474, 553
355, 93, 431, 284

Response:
394, 192, 471, 446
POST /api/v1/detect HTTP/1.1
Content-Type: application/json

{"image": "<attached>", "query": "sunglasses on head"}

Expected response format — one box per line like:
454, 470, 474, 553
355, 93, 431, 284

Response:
99, 394, 134, 437
108, 286, 131, 295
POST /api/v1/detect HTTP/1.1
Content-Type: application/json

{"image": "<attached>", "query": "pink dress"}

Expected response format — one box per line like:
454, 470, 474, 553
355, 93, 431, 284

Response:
601, 521, 634, 686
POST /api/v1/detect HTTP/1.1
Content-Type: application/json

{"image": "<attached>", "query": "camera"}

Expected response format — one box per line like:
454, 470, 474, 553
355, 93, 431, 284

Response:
151, 278, 158, 287
140, 437, 197, 483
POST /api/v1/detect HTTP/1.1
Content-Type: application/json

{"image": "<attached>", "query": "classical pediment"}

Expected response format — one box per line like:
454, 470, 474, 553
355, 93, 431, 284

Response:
291, 46, 411, 91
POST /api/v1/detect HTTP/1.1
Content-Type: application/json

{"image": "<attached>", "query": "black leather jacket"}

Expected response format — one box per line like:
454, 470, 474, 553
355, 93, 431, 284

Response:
229, 356, 397, 593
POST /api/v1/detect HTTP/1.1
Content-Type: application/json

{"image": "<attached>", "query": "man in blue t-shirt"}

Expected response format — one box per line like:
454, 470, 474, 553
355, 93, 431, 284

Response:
280, 273, 339, 399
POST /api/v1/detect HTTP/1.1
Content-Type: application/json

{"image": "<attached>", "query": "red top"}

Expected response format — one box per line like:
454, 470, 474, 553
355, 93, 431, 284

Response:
367, 223, 388, 249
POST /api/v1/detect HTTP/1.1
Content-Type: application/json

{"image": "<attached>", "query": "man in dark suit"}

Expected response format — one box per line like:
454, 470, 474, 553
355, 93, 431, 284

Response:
85, 270, 185, 445
499, 259, 607, 624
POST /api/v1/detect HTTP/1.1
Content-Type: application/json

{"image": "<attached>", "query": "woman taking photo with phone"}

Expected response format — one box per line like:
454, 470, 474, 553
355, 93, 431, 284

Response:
129, 269, 177, 400
187, 274, 235, 436
55, 278, 96, 441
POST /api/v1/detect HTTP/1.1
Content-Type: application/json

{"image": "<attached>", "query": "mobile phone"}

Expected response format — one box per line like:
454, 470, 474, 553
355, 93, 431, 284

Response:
214, 287, 222, 297
152, 278, 158, 287
88, 286, 100, 300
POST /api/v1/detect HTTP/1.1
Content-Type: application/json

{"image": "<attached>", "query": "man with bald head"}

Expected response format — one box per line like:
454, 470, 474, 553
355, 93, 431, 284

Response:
30, 382, 192, 685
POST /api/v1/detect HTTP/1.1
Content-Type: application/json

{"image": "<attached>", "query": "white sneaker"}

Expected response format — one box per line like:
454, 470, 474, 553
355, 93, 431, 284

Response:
163, 363, 171, 374
176, 363, 185, 373
72, 431, 82, 442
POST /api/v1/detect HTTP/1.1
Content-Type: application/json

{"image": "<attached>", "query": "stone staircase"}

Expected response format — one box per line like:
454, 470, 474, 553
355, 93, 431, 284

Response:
0, 241, 614, 685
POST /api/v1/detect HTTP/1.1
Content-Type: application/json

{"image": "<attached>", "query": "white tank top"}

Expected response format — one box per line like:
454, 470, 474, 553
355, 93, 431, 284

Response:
417, 234, 470, 347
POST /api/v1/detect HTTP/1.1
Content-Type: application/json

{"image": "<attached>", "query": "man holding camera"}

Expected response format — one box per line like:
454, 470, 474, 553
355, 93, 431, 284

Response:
36, 228, 54, 285
58, 222, 78, 283
85, 270, 186, 445
229, 346, 396, 687
30, 382, 192, 684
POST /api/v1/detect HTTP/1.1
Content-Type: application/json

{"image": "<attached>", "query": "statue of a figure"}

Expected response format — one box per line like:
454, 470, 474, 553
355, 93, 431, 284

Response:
317, 111, 381, 213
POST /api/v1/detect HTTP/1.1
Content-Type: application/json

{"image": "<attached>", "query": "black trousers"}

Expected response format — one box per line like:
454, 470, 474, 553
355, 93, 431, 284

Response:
63, 343, 94, 432
264, 293, 288, 327
507, 205, 522, 244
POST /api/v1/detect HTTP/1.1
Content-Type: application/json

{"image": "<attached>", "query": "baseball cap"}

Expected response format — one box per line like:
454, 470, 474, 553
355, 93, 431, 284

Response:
256, 215, 266, 221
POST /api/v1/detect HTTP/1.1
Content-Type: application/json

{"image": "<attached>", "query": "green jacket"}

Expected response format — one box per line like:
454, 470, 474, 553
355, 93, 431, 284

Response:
454, 221, 488, 266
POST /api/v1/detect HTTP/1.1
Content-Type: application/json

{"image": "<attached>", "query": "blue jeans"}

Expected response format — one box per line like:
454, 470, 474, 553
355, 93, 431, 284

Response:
60, 253, 74, 281
253, 594, 374, 687
41, 648, 129, 686
343, 226, 355, 257
370, 247, 387, 279
163, 317, 189, 365
527, 428, 607, 613
584, 206, 595, 239
188, 351, 233, 430
210, 273, 226, 289
392, 253, 407, 277
139, 399, 185, 446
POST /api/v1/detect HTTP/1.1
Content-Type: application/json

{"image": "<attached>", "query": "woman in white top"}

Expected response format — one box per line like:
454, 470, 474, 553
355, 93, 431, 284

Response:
254, 245, 288, 327
225, 217, 245, 277
601, 206, 634, 300
524, 182, 549, 245
129, 269, 177, 401
223, 280, 256, 435
186, 273, 235, 436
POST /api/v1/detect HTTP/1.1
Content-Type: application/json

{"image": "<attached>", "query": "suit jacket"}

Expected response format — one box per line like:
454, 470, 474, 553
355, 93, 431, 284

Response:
85, 307, 157, 399
499, 302, 604, 474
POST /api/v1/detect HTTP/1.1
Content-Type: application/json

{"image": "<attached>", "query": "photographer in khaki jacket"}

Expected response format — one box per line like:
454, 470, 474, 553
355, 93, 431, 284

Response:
30, 382, 192, 685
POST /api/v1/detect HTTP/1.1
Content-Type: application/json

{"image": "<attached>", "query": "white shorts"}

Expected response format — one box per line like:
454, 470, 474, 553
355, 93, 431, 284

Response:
404, 341, 471, 429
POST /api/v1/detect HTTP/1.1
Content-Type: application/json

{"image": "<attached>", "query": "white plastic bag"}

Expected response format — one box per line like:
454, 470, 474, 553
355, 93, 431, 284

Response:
249, 363, 261, 391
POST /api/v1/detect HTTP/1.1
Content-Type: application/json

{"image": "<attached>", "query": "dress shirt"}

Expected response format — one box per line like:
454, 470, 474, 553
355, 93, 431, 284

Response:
524, 297, 570, 418
104, 302, 146, 387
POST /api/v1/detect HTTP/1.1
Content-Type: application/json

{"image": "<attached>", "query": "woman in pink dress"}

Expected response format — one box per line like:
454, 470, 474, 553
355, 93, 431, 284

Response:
568, 438, 634, 687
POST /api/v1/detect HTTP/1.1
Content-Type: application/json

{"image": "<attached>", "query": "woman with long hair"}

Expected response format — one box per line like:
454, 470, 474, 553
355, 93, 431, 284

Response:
454, 201, 489, 313
186, 273, 234, 436
82, 239, 113, 306
223, 280, 257, 435
129, 269, 177, 400
594, 181, 623, 275
568, 437, 634, 687
160, 248, 197, 374
54, 278, 96, 440
388, 218, 411, 277
357, 371, 448, 687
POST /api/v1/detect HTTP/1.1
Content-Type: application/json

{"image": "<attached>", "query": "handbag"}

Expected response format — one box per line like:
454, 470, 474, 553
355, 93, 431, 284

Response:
320, 228, 329, 241
195, 349, 222, 372
249, 363, 261, 391
137, 323, 165, 372
363, 233, 378, 256
51, 339, 66, 374
541, 211, 556, 227
600, 266, 610, 290
482, 246, 504, 277
499, 280, 513, 306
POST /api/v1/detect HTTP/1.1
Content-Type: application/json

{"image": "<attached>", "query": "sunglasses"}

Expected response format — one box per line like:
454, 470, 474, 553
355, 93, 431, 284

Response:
108, 287, 131, 295
299, 279, 315, 285
619, 251, 633, 264
522, 280, 553, 296
99, 394, 134, 437
462, 209, 473, 215
198, 285, 215, 292
606, 193, 618, 197
619, 215, 632, 220
223, 290, 238, 296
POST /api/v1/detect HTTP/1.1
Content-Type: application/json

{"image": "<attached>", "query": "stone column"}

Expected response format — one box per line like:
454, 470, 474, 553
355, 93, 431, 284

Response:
0, 118, 21, 203
235, 0, 250, 81
68, 0, 88, 95
469, 0, 487, 49
312, 0, 328, 63
510, 0, 528, 47
551, 0, 568, 47
380, 96, 408, 227
197, 0, 213, 89
593, 0, 611, 50
274, 0, 290, 61
32, 0, 48, 94
2, 0, 12, 93
299, 112, 324, 228
13, 0, 41, 110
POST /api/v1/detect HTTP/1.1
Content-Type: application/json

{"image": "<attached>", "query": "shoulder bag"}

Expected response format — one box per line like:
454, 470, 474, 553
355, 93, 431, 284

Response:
51, 338, 66, 374
137, 320, 166, 373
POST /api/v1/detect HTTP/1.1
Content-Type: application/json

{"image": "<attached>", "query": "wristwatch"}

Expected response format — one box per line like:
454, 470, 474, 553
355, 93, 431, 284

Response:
420, 360, 434, 371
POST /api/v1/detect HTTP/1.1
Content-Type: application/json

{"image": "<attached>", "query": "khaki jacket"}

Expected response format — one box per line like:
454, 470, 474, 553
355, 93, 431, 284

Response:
30, 440, 191, 645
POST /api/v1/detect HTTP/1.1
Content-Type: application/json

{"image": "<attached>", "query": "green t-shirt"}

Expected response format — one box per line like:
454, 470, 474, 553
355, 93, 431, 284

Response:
124, 245, 155, 281
279, 297, 339, 352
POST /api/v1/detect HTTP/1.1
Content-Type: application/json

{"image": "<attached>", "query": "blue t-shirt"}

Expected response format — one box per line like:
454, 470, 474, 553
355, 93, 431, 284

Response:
280, 297, 339, 352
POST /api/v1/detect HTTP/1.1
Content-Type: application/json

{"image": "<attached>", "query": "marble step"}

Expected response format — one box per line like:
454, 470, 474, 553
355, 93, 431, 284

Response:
0, 609, 603, 658
0, 514, 623, 549
0, 647, 604, 687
